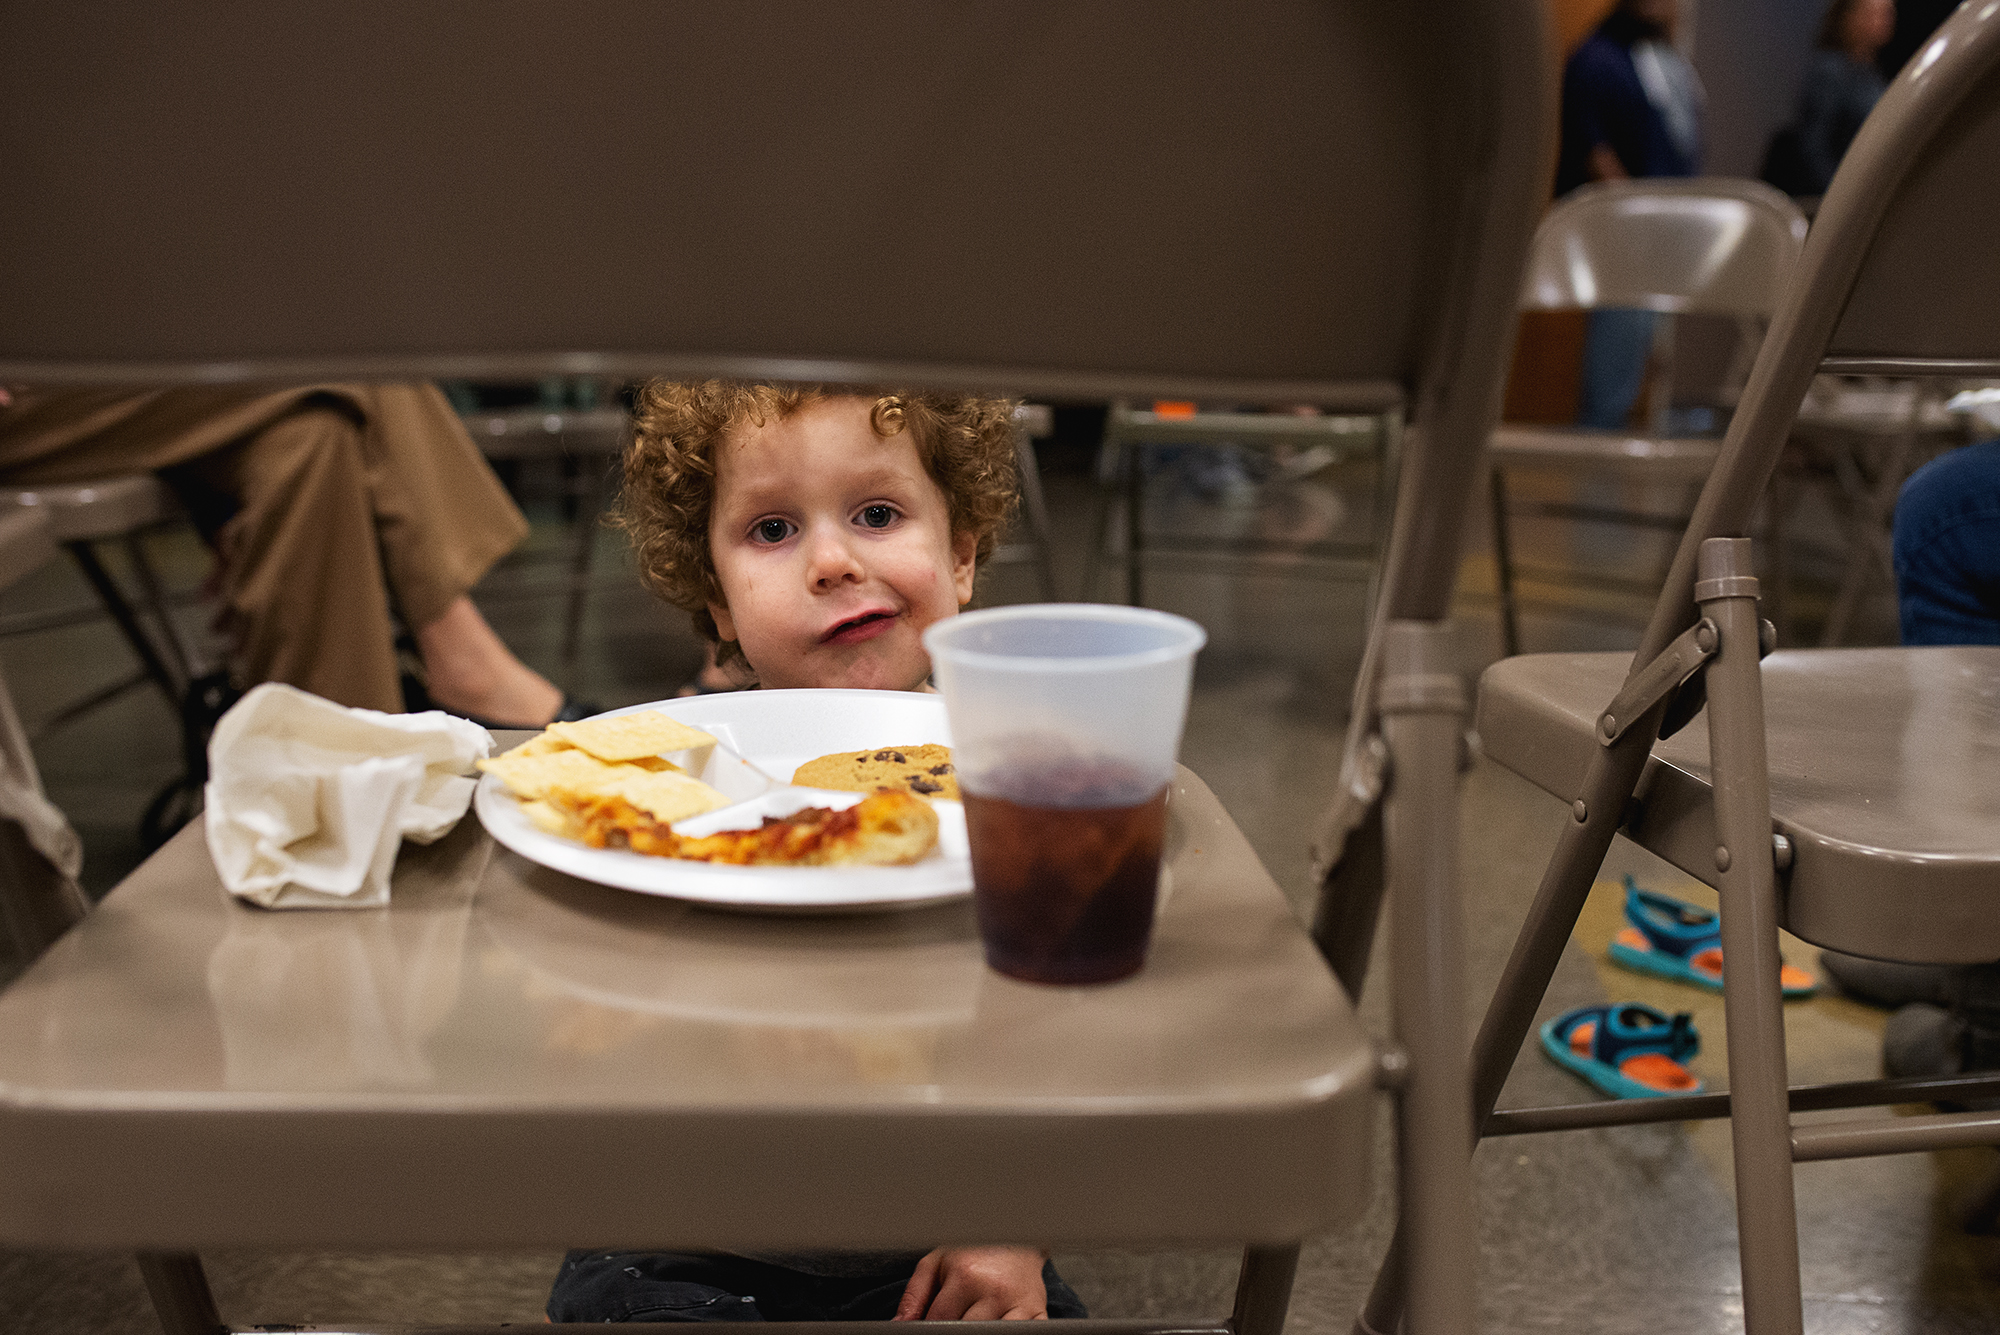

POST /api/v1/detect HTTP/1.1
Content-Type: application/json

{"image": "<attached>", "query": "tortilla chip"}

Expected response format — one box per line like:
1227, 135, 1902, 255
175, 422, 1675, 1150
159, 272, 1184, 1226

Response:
549, 765, 731, 825
478, 747, 631, 800
546, 710, 717, 763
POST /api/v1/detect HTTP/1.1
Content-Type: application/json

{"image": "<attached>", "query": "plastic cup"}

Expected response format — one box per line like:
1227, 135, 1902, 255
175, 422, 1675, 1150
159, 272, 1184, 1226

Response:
923, 604, 1206, 984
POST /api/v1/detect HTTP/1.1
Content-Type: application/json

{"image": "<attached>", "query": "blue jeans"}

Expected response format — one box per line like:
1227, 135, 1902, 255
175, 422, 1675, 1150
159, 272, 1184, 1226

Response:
1893, 438, 2000, 645
548, 1251, 1090, 1323
1576, 308, 1661, 431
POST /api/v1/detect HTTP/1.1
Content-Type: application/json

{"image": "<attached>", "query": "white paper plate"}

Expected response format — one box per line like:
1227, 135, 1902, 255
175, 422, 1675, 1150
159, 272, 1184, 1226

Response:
473, 689, 970, 911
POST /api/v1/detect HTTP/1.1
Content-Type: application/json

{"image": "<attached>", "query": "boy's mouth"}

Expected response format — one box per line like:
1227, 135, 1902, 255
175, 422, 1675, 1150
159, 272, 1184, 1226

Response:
822, 610, 897, 645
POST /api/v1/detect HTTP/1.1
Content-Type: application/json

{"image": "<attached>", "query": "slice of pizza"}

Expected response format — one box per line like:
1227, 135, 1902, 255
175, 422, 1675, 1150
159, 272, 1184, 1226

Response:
561, 787, 939, 866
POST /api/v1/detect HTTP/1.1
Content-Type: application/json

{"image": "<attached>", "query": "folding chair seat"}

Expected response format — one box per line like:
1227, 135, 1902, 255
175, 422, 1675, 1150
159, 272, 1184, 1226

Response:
1346, 7, 2000, 1334
1480, 645, 2000, 964
1488, 179, 1807, 655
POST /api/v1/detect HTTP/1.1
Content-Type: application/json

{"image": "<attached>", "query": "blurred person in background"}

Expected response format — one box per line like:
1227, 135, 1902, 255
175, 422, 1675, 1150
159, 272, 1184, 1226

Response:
1555, 0, 1705, 431
0, 383, 585, 728
1761, 0, 1897, 198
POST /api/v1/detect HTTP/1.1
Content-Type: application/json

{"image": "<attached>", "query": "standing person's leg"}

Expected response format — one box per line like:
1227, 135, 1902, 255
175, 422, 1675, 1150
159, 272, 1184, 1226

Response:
1575, 308, 1660, 431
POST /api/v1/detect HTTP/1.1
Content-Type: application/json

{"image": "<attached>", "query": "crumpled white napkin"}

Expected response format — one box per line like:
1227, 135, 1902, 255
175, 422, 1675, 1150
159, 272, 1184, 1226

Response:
204, 683, 493, 909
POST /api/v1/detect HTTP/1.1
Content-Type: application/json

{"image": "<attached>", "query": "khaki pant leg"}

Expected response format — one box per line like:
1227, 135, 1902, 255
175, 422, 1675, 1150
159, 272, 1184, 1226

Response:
344, 384, 530, 632
212, 404, 405, 713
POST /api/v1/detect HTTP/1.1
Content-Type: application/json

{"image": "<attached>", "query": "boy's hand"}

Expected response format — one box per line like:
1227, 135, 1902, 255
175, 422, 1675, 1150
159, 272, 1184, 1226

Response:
893, 1245, 1050, 1320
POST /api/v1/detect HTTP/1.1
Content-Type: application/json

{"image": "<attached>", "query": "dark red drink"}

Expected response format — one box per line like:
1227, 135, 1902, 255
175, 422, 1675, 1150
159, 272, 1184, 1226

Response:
961, 761, 1169, 984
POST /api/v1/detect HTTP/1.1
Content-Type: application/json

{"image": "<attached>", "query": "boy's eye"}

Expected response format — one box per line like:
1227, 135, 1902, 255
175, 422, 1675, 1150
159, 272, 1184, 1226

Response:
859, 505, 897, 529
754, 518, 793, 544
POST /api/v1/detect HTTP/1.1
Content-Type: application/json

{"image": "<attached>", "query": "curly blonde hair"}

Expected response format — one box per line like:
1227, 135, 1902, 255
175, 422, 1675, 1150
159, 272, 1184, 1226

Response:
615, 381, 1021, 662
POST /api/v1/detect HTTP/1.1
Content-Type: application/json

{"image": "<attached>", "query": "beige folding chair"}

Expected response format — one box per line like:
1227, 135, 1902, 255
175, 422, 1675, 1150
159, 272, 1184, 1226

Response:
1780, 374, 1972, 644
1488, 179, 1807, 655
0, 4, 1554, 1333
1346, 6, 2000, 1334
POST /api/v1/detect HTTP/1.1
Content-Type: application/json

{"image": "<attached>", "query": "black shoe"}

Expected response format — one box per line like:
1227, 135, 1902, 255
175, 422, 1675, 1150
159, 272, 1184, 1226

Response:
1884, 1002, 2000, 1111
402, 672, 601, 730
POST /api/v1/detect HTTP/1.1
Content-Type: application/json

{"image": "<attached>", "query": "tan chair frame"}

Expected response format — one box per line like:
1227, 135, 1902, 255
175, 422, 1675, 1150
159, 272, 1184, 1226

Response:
1337, 7, 2000, 1334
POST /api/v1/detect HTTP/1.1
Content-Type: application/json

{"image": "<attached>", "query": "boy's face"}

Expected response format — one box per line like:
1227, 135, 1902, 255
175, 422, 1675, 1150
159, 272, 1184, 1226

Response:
707, 396, 977, 691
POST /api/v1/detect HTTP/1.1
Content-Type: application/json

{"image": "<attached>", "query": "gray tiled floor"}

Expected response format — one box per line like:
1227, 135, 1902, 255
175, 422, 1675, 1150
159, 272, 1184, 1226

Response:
0, 442, 1992, 1333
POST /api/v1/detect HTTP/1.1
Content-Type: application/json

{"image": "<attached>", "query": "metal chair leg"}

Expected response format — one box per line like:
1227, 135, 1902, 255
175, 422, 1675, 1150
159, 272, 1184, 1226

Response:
1125, 441, 1146, 608
562, 454, 614, 665
63, 540, 187, 710
1697, 538, 1803, 1335
1084, 439, 1126, 604
1010, 427, 1060, 602
136, 1251, 223, 1335
1230, 1244, 1301, 1335
1376, 621, 1475, 1335
1355, 694, 1659, 1335
1488, 467, 1521, 658
120, 529, 196, 688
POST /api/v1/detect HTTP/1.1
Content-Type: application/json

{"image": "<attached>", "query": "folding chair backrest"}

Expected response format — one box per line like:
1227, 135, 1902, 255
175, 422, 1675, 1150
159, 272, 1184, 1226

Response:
1520, 179, 1807, 320
1641, 1, 2000, 661
1, 6, 1545, 541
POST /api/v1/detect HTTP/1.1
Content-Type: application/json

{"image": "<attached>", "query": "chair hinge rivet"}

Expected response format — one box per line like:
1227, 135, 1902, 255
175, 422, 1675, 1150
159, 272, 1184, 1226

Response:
1572, 799, 1588, 822
1715, 845, 1732, 872
1772, 834, 1794, 871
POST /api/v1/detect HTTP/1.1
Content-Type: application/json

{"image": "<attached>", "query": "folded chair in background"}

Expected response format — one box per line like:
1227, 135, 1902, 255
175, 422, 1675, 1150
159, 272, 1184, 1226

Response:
1488, 179, 1807, 655
1348, 6, 2000, 1334
0, 475, 217, 846
1089, 400, 1399, 611
461, 398, 631, 664
0, 4, 1553, 1334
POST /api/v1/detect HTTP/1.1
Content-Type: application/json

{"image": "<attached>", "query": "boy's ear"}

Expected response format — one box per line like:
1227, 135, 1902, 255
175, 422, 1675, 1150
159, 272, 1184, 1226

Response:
708, 600, 737, 644
950, 530, 978, 606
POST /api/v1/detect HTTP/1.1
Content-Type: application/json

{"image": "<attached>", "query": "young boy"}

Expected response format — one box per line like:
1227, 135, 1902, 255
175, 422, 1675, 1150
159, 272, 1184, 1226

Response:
546, 381, 1087, 1323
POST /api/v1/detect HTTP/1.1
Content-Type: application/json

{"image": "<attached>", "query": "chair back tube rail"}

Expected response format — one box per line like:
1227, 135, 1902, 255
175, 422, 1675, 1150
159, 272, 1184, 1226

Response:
1229, 1244, 1303, 1335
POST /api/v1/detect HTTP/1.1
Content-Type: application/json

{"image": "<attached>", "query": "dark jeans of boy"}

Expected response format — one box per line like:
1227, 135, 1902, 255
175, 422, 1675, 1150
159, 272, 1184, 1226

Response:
548, 1250, 1090, 1323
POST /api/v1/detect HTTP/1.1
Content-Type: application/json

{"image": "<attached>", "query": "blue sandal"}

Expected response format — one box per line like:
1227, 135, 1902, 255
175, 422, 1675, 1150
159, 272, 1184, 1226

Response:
1540, 1002, 1703, 1099
1608, 875, 1818, 998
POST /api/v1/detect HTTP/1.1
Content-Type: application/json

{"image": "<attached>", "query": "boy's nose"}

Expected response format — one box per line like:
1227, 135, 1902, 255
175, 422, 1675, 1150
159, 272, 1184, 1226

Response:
806, 527, 865, 588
